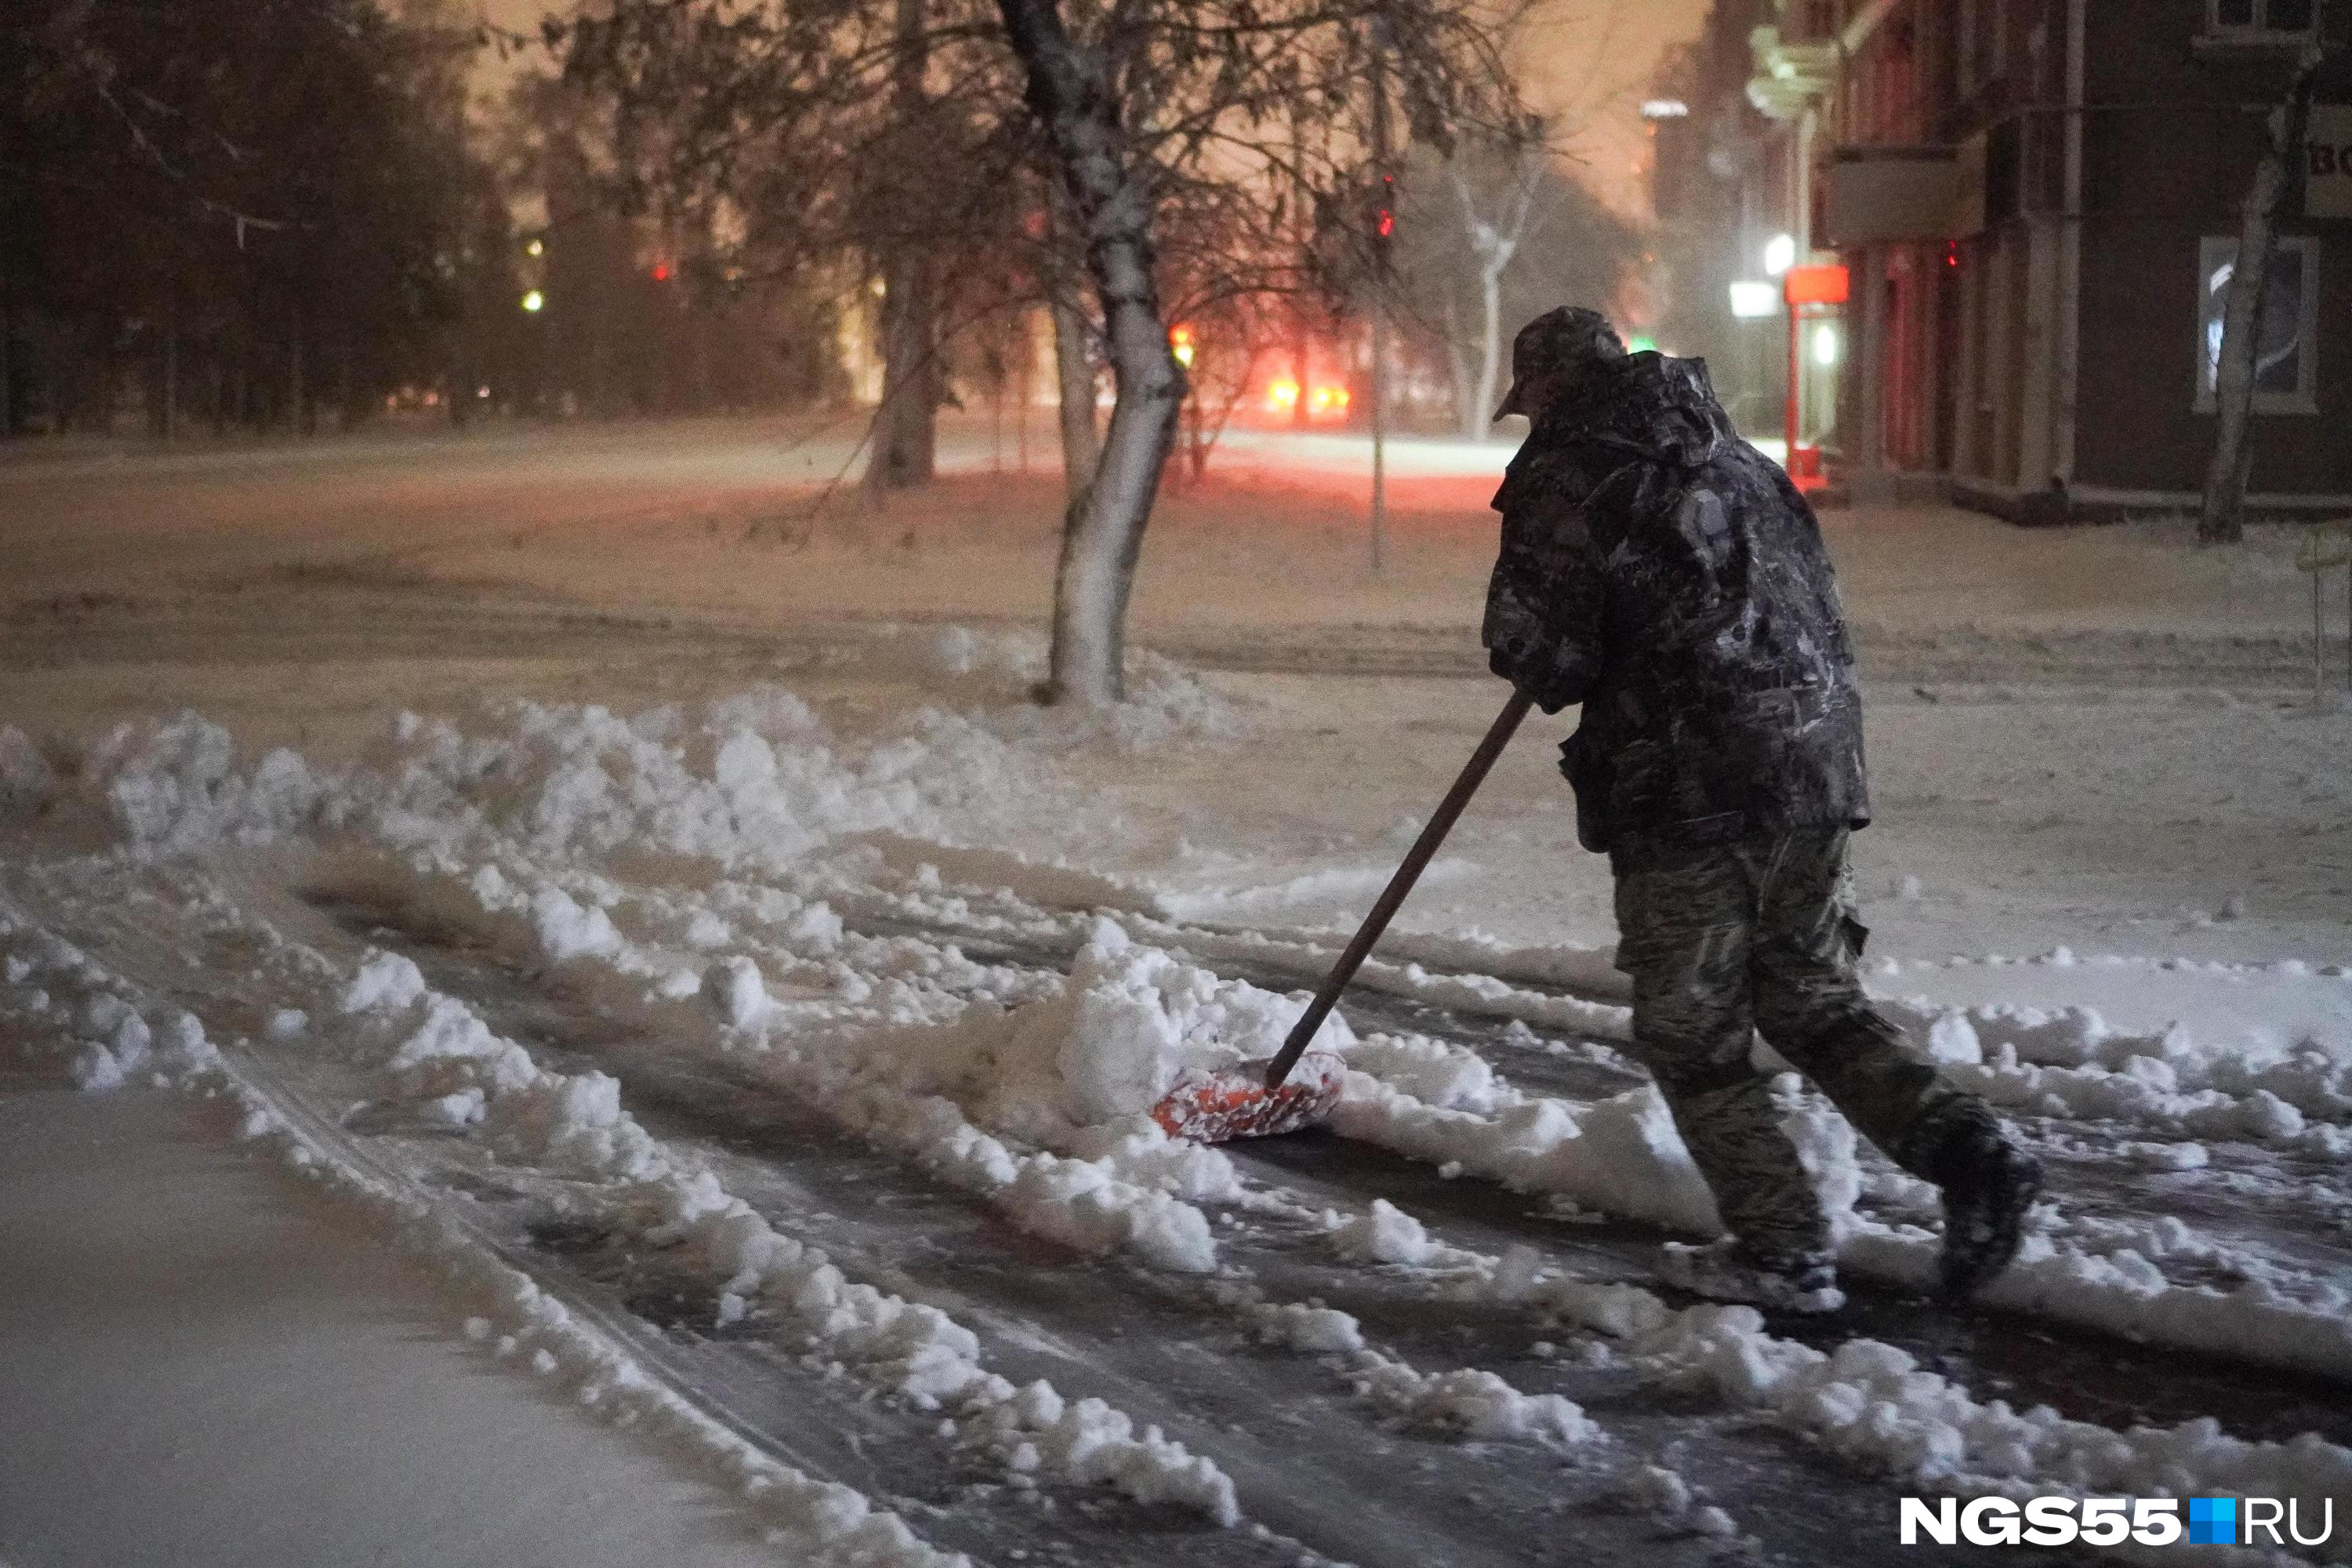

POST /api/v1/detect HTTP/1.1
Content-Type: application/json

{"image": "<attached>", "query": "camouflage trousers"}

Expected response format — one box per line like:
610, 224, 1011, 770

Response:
1610, 825, 1981, 1261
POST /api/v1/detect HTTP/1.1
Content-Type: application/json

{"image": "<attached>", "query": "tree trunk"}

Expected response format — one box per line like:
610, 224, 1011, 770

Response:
2201, 22, 2328, 544
1472, 263, 1504, 441
1048, 289, 1098, 499
0, 288, 13, 438
999, 0, 1185, 706
161, 307, 178, 441
1442, 294, 1476, 437
289, 332, 308, 435
866, 251, 940, 490
866, 0, 940, 494
1289, 111, 1313, 430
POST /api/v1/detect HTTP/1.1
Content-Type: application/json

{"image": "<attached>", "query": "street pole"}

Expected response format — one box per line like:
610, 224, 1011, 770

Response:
1785, 298, 1801, 473
1367, 16, 1392, 574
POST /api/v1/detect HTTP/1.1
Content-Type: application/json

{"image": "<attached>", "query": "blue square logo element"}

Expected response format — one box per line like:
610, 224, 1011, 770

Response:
2189, 1497, 2238, 1546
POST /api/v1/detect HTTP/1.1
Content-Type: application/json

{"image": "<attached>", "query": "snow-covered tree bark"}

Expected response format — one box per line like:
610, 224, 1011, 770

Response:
998, 0, 1185, 706
1048, 291, 1098, 500
2201, 17, 2329, 544
1447, 157, 1536, 441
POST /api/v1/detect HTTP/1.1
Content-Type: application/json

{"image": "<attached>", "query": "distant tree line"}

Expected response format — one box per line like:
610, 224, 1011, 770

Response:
0, 0, 840, 437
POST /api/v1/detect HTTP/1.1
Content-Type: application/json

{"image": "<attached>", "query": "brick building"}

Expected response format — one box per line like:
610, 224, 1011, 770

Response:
1737, 0, 2350, 520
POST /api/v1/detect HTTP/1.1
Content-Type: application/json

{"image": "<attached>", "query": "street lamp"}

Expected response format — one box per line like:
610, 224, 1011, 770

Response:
520, 289, 545, 313
1763, 233, 1798, 278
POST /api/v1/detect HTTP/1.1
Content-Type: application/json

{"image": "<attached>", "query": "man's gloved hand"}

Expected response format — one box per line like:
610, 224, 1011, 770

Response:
1489, 644, 1575, 716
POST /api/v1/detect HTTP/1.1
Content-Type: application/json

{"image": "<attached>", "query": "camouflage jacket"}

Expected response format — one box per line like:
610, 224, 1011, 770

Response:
1482, 352, 1870, 854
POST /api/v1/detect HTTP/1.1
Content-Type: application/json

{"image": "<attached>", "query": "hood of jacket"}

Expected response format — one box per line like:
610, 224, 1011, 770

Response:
1529, 351, 1733, 471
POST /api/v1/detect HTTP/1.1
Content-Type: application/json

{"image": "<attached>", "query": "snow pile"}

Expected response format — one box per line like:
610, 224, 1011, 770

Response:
87, 714, 327, 854
440, 868, 1247, 1273
1251, 1303, 1369, 1356
347, 964, 668, 1184
1331, 1047, 1732, 1236
0, 914, 222, 1091
899, 918, 1357, 1141
1911, 1004, 2352, 1153
1243, 1294, 1600, 1447
1336, 1029, 2352, 1377
80, 656, 1232, 876
916, 625, 1243, 751
1332, 1199, 1440, 1266
340, 949, 429, 1013
958, 1381, 1240, 1526
1828, 1210, 2352, 1382
1350, 1359, 1602, 1446
1461, 1235, 2352, 1551
1605, 1465, 1739, 1538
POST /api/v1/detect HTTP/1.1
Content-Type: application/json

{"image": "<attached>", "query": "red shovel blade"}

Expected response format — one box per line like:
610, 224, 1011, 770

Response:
1149, 1051, 1348, 1144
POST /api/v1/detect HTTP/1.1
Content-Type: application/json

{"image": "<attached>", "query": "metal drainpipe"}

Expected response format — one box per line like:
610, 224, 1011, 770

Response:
1795, 106, 1817, 451
2055, 0, 2085, 490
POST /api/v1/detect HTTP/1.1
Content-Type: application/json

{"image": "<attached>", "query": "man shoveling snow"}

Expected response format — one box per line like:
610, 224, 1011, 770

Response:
1481, 307, 2042, 1312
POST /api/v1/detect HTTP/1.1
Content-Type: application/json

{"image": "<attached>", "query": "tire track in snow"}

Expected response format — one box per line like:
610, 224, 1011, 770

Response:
306, 884, 1791, 1568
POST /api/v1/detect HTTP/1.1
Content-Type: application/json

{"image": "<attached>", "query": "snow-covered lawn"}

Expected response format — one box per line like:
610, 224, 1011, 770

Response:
4, 423, 2349, 1566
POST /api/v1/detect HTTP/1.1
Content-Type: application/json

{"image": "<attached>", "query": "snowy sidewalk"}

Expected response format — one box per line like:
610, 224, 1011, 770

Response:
0, 1075, 777, 1568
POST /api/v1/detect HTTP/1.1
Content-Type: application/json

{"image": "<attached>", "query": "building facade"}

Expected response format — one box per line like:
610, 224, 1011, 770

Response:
1747, 0, 2350, 520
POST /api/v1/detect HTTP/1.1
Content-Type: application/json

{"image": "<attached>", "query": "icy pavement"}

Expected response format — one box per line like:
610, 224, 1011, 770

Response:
3, 619, 2350, 1565
0, 1074, 786, 1568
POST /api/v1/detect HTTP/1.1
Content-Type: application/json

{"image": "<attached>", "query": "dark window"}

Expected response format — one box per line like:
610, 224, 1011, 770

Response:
2209, 0, 2314, 29
1984, 118, 2022, 224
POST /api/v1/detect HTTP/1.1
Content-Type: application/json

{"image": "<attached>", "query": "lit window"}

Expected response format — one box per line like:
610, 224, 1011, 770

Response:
2196, 236, 2321, 414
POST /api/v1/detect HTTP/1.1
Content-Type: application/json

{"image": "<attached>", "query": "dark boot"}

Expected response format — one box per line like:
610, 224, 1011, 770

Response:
1922, 1109, 2044, 1301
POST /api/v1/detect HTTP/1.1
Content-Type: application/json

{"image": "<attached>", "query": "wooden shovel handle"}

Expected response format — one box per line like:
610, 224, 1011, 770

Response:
1263, 689, 1537, 1090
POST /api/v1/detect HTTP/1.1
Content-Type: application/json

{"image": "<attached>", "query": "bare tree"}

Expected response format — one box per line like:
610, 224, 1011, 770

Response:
994, 0, 1183, 704
568, 0, 1526, 704
1443, 147, 1540, 439
2201, 9, 2333, 544
995, 0, 1530, 702
1389, 139, 1641, 441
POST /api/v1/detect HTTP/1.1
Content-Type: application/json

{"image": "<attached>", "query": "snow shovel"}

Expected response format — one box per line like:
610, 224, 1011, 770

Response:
1150, 690, 1537, 1142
